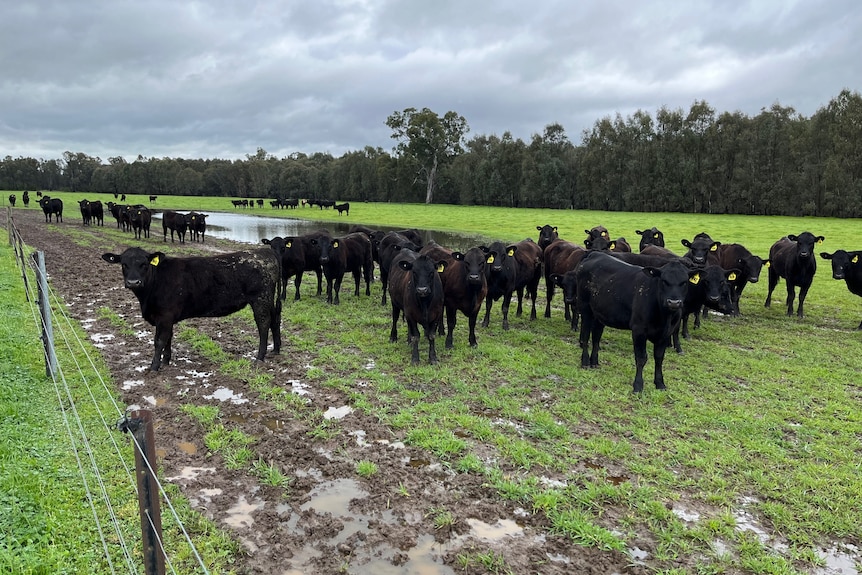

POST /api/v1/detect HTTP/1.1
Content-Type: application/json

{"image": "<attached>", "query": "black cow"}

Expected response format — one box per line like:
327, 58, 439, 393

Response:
107, 202, 125, 229
543, 239, 586, 322
89, 200, 104, 226
335, 202, 350, 215
130, 206, 152, 240
585, 226, 631, 252
22, 191, 30, 207
421, 242, 489, 348
162, 210, 188, 243
298, 230, 332, 299
378, 231, 422, 305
681, 233, 720, 266
149, 195, 158, 204
820, 250, 862, 329
536, 225, 559, 251
8, 194, 15, 207
38, 196, 63, 222
262, 236, 306, 301
318, 232, 374, 304
576, 251, 698, 393
640, 244, 679, 259
186, 212, 208, 242
101, 247, 282, 371
636, 227, 665, 252
765, 232, 825, 318
717, 243, 770, 315
78, 200, 93, 225
480, 238, 543, 329
672, 265, 738, 354
387, 251, 446, 364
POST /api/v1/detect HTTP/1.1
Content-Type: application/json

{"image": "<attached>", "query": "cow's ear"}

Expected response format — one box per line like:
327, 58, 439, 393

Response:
101, 253, 121, 264
332, 240, 339, 248
536, 226, 542, 232
726, 269, 741, 282
286, 240, 292, 248
584, 229, 590, 235
853, 255, 860, 264
655, 232, 661, 239
553, 226, 558, 232
601, 231, 609, 239
689, 272, 701, 285
819, 252, 832, 260
681, 239, 692, 248
486, 254, 495, 264
609, 241, 616, 250
636, 230, 644, 236
436, 261, 447, 273
506, 246, 517, 256
261, 239, 271, 245
479, 245, 489, 253
788, 234, 798, 242
710, 242, 720, 251
452, 252, 464, 261
764, 260, 771, 268
817, 236, 825, 244
149, 253, 164, 267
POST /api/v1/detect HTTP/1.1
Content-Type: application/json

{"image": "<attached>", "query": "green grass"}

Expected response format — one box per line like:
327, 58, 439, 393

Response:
8, 197, 862, 573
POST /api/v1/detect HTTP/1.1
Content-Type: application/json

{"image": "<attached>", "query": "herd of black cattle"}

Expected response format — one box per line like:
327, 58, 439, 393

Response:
88, 208, 862, 392
13, 193, 859, 391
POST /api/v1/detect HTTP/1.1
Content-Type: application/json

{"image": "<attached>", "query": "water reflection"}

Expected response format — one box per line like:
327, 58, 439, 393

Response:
155, 212, 493, 252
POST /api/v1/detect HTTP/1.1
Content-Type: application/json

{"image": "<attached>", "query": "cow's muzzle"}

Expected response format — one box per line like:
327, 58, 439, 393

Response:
415, 286, 431, 297
124, 279, 143, 289
666, 299, 683, 310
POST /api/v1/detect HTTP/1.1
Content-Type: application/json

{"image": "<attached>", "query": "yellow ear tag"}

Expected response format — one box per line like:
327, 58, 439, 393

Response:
150, 256, 160, 267
609, 242, 616, 250
436, 263, 445, 273
690, 273, 700, 285
486, 255, 495, 264
710, 244, 718, 251
507, 248, 515, 257
853, 255, 859, 264
818, 239, 823, 244
286, 241, 292, 248
728, 272, 737, 281
332, 241, 339, 248
765, 261, 771, 268
654, 233, 659, 238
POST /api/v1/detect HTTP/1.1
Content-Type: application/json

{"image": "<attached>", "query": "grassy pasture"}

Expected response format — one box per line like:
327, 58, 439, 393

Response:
7, 193, 862, 573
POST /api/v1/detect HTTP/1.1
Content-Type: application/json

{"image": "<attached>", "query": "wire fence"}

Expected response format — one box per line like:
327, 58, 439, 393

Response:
5, 207, 210, 575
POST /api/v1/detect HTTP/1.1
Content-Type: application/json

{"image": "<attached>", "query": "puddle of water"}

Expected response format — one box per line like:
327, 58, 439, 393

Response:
227, 414, 251, 424
122, 379, 144, 390
90, 333, 114, 345
814, 544, 860, 575
350, 430, 368, 446
224, 495, 265, 529
300, 478, 368, 516
408, 458, 431, 468
165, 466, 216, 481
204, 387, 249, 404
143, 396, 167, 407
672, 506, 701, 522
286, 379, 311, 396
351, 534, 456, 575
466, 518, 524, 540
323, 405, 353, 420
628, 546, 649, 563
262, 418, 288, 432
177, 441, 197, 455
607, 475, 628, 485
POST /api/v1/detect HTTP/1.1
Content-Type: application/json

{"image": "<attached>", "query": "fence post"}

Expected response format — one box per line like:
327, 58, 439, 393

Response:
32, 251, 57, 378
119, 410, 166, 575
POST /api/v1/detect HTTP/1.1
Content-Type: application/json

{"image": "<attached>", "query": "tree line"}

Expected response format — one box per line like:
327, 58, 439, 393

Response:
2, 89, 860, 217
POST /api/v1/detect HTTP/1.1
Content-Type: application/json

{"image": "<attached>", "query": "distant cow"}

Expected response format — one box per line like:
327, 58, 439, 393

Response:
421, 242, 489, 348
107, 202, 125, 229
543, 239, 587, 323
717, 243, 769, 315
149, 195, 157, 204
79, 199, 104, 226
576, 251, 698, 393
765, 232, 824, 318
681, 233, 720, 267
820, 249, 862, 329
480, 238, 543, 330
162, 210, 188, 243
585, 226, 631, 252
38, 196, 63, 222
130, 206, 152, 240
536, 225, 559, 251
387, 251, 446, 364
186, 212, 208, 242
22, 191, 30, 207
335, 202, 350, 216
636, 227, 665, 252
8, 194, 15, 207
262, 235, 306, 301
101, 247, 282, 371
318, 232, 374, 304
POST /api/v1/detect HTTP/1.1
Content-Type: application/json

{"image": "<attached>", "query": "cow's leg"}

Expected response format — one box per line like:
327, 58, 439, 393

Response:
796, 283, 810, 318
467, 310, 479, 348
515, 287, 525, 317
693, 305, 703, 329
528, 287, 538, 320
632, 333, 648, 393
569, 302, 578, 330
545, 280, 554, 318
439, 305, 448, 338
481, 295, 493, 328
408, 320, 421, 365
251, 301, 274, 359
589, 323, 604, 368
352, 269, 361, 297
270, 300, 282, 354
380, 271, 389, 305
652, 340, 668, 390
785, 284, 796, 317
151, 323, 173, 371
765, 268, 778, 308
333, 274, 343, 305
389, 304, 400, 342
673, 320, 683, 354
681, 313, 691, 340
293, 271, 303, 301
364, 264, 373, 296
315, 269, 323, 296
445, 306, 456, 348
425, 324, 438, 365
578, 309, 593, 367
501, 292, 513, 330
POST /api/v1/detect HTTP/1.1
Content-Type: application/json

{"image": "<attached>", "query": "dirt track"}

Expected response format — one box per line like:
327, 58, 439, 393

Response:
8, 207, 644, 575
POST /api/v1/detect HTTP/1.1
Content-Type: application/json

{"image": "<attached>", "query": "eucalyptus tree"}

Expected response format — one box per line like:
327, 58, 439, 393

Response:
385, 107, 469, 204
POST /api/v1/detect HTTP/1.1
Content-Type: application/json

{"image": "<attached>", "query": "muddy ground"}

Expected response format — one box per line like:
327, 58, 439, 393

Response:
9, 207, 651, 575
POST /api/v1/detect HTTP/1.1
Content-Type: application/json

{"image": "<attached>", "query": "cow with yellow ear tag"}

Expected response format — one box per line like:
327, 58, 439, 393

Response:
820, 249, 862, 329
765, 231, 825, 318
480, 238, 543, 330
716, 243, 770, 315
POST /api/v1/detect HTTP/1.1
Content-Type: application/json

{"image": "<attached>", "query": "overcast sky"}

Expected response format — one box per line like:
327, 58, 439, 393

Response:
2, 0, 859, 162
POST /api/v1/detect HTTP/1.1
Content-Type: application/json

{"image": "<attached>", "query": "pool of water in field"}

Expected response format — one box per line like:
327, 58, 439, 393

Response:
155, 211, 493, 252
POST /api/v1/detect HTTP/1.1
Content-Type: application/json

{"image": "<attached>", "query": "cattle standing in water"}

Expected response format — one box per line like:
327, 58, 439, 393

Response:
765, 232, 824, 318
820, 249, 862, 328
101, 247, 282, 371
636, 227, 665, 252
387, 251, 446, 364
130, 206, 152, 240
318, 232, 374, 304
576, 251, 698, 393
162, 210, 188, 243
38, 196, 63, 222
717, 243, 769, 315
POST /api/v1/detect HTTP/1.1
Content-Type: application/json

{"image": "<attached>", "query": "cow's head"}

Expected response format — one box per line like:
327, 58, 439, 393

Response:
820, 250, 861, 280
789, 232, 824, 259
480, 242, 515, 273
636, 227, 665, 251
399, 255, 445, 298
736, 255, 769, 283
453, 247, 487, 286
102, 247, 164, 290
585, 236, 614, 251
536, 225, 559, 251
681, 235, 720, 266
642, 261, 695, 310
693, 265, 738, 313
585, 226, 609, 241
